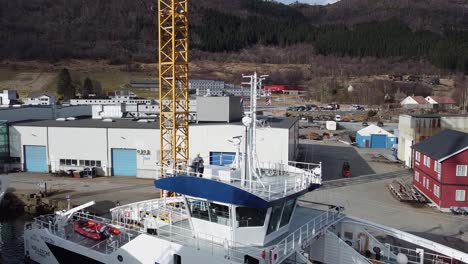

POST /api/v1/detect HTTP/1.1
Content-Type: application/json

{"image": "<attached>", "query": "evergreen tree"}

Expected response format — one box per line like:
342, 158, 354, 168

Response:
57, 68, 74, 100
82, 77, 93, 97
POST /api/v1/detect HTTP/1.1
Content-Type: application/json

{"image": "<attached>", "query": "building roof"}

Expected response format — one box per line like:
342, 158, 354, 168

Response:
357, 124, 394, 137
400, 113, 468, 118
12, 116, 297, 130
411, 96, 428, 104
412, 129, 468, 161
427, 96, 456, 104
28, 92, 55, 98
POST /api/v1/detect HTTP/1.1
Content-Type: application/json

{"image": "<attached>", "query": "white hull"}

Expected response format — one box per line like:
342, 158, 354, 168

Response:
24, 227, 243, 264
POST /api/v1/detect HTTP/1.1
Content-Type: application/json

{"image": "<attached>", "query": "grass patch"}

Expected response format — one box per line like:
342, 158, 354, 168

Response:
0, 68, 19, 82
73, 70, 155, 97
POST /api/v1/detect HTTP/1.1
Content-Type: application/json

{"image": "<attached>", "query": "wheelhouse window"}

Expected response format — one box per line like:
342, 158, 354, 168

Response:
236, 207, 267, 227
187, 198, 230, 225
279, 199, 295, 228
267, 199, 297, 235
456, 165, 467, 177
267, 204, 283, 235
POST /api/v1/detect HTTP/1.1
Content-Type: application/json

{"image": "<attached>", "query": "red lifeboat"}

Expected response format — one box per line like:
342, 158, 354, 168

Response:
74, 220, 121, 240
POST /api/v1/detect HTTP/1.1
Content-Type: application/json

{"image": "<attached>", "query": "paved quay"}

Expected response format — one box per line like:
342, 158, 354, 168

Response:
4, 172, 159, 214
303, 175, 468, 253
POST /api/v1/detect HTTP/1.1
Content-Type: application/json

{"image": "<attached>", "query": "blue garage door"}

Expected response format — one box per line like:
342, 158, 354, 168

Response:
24, 145, 47, 172
210, 152, 236, 166
112, 149, 137, 176
370, 135, 387, 148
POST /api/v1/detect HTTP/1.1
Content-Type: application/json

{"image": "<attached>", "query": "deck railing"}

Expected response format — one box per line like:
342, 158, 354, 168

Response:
157, 160, 321, 201
32, 201, 343, 263
271, 207, 345, 263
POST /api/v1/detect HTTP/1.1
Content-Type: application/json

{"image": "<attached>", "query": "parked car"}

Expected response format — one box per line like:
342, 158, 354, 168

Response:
286, 106, 294, 111
377, 121, 384, 127
350, 119, 356, 122
307, 104, 320, 111
351, 105, 365, 111
324, 105, 336, 111
362, 122, 369, 127
335, 115, 341, 122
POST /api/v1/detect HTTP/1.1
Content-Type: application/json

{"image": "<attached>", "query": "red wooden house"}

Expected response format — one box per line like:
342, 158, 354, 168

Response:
412, 129, 468, 211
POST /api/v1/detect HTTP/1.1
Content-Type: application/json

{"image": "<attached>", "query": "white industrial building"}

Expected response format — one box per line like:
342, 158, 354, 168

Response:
0, 90, 18, 105
397, 114, 468, 167
9, 117, 298, 179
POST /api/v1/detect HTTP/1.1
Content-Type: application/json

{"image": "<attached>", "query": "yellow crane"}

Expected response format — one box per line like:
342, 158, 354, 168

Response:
158, 0, 189, 184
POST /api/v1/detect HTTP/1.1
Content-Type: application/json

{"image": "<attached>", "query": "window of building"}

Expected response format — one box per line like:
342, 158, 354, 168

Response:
455, 190, 466, 201
236, 207, 267, 227
424, 156, 431, 167
415, 151, 420, 162
414, 171, 419, 182
433, 185, 440, 198
209, 152, 236, 166
456, 165, 467, 177
60, 159, 66, 165
423, 177, 430, 189
9, 157, 20, 163
434, 161, 441, 173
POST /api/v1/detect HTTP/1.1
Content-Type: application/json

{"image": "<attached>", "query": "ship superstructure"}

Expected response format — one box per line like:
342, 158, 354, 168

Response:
23, 73, 468, 264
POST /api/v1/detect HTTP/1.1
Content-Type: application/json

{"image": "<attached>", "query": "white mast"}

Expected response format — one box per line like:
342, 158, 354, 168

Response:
241, 72, 267, 190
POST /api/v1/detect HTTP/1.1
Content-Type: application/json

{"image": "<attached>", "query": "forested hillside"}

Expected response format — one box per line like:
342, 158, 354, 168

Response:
1, 0, 468, 72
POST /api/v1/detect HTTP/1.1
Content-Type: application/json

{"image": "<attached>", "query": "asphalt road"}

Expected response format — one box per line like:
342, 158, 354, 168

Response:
298, 143, 375, 181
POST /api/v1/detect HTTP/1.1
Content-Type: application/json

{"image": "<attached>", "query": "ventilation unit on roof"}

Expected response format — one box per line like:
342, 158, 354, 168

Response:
102, 118, 114, 122
66, 117, 76, 121
56, 118, 66, 121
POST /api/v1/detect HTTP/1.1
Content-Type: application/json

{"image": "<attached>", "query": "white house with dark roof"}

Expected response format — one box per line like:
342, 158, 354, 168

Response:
24, 92, 55, 106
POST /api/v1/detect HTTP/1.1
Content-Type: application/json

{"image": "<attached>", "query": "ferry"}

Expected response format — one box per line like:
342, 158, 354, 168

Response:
23, 73, 468, 264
